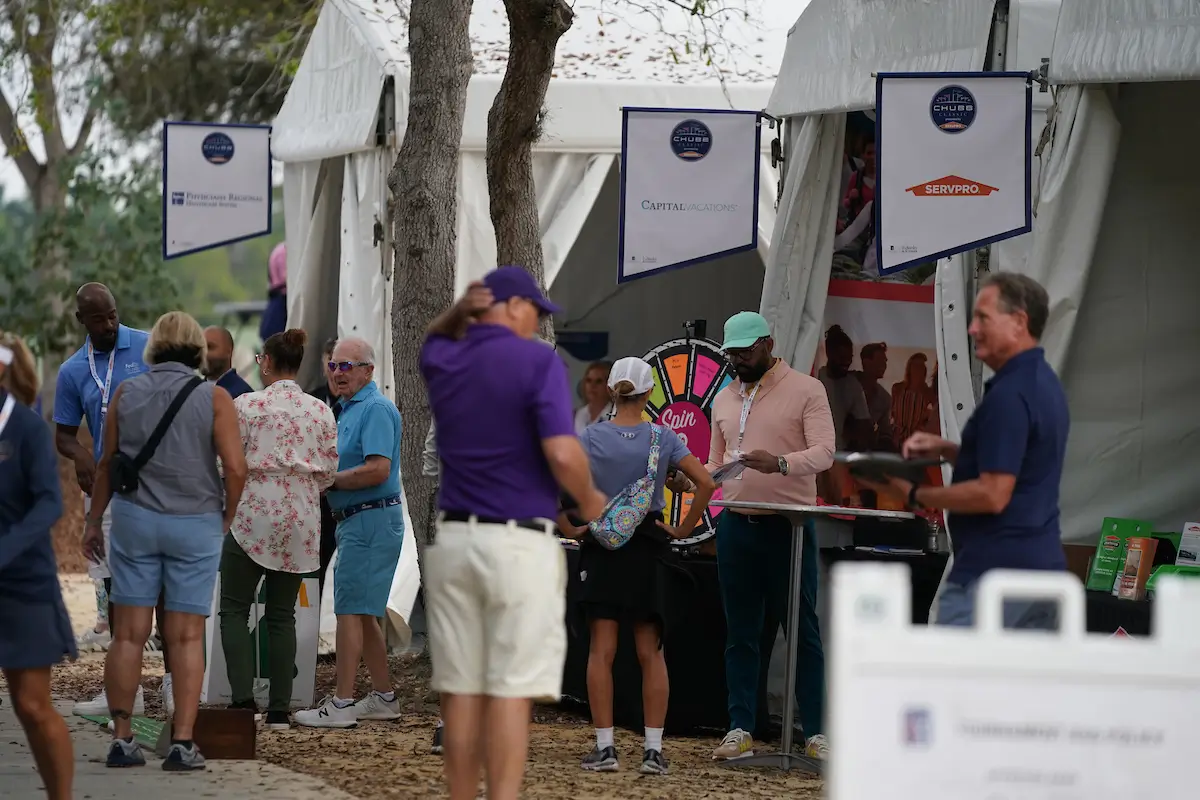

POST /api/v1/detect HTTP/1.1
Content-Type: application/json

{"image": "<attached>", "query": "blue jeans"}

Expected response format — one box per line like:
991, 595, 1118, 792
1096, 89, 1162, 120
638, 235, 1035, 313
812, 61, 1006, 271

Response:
935, 580, 1060, 629
108, 497, 224, 616
715, 512, 824, 737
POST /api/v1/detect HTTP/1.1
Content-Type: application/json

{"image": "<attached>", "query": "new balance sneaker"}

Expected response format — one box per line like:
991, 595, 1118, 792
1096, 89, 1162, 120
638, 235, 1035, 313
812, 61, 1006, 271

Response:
76, 627, 111, 653
74, 686, 144, 717
106, 737, 145, 768
640, 749, 668, 775
580, 745, 620, 772
162, 742, 206, 772
353, 691, 401, 721
711, 728, 755, 761
804, 733, 829, 760
431, 721, 444, 755
264, 711, 291, 731
160, 673, 175, 718
294, 697, 357, 729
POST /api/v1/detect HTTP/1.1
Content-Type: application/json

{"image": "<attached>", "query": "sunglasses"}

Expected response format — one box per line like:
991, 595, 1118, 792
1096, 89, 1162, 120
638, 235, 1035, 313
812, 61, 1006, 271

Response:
724, 337, 769, 364
328, 361, 371, 373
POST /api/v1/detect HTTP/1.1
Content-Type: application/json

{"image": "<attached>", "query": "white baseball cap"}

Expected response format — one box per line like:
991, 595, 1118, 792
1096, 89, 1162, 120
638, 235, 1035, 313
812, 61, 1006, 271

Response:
607, 357, 655, 397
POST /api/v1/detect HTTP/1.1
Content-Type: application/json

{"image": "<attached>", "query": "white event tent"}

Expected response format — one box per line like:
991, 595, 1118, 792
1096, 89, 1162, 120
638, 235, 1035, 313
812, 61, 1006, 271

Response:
767, 0, 1200, 546
272, 0, 789, 645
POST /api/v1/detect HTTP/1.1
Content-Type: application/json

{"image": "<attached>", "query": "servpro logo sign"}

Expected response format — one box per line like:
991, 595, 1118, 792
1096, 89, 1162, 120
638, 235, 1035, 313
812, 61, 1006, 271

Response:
906, 175, 999, 197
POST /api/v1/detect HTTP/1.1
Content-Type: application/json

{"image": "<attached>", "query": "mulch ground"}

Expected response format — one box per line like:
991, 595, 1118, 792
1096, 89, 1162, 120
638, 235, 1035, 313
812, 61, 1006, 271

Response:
33, 652, 823, 799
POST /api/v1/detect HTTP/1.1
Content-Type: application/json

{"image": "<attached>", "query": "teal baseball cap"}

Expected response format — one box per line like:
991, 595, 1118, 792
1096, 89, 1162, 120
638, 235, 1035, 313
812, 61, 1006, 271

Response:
721, 311, 772, 350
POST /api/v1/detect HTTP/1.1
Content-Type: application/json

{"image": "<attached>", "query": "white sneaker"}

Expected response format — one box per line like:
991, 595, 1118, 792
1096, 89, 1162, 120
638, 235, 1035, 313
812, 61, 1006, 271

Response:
804, 733, 829, 760
161, 674, 175, 717
73, 685, 144, 717
354, 691, 401, 721
294, 697, 358, 729
76, 628, 111, 653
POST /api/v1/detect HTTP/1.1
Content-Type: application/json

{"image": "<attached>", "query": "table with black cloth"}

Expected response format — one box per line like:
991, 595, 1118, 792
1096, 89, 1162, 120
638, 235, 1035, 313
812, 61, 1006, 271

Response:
558, 544, 949, 736
1085, 590, 1152, 635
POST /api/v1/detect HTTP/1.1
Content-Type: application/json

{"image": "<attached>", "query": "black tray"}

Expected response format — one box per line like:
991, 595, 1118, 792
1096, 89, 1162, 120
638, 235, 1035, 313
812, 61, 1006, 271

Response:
835, 451, 946, 485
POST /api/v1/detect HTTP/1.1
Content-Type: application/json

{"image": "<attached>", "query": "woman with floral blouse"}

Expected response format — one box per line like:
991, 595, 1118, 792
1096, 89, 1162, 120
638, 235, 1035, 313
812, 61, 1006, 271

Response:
219, 329, 338, 730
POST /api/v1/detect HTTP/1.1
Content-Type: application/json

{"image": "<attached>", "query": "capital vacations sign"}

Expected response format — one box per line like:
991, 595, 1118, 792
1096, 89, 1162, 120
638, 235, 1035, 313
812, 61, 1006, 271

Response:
618, 108, 762, 282
874, 73, 1033, 275
162, 121, 272, 259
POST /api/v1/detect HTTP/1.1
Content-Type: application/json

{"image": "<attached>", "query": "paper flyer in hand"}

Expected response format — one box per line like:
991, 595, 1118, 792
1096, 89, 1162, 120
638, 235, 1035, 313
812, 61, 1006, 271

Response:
711, 458, 747, 485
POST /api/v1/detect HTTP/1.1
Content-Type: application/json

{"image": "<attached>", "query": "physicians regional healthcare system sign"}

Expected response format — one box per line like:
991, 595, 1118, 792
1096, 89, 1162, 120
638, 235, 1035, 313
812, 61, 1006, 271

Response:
618, 108, 761, 282
875, 73, 1033, 274
162, 121, 272, 259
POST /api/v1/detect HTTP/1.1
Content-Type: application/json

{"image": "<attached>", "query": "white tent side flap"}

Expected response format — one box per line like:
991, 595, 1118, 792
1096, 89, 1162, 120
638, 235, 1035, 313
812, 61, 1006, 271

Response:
1049, 0, 1200, 84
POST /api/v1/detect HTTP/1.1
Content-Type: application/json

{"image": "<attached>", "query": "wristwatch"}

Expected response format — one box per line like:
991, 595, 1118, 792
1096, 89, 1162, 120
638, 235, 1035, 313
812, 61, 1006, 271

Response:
777, 456, 789, 476
908, 484, 923, 509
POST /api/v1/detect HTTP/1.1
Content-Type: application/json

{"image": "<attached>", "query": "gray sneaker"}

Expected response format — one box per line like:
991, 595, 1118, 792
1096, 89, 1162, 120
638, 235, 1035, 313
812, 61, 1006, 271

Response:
162, 742, 205, 772
106, 737, 146, 768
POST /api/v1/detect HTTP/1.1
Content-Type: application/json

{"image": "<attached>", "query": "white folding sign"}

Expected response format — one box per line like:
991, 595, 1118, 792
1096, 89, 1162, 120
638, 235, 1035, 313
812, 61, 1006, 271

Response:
875, 72, 1033, 274
828, 563, 1200, 800
162, 121, 272, 259
618, 107, 761, 283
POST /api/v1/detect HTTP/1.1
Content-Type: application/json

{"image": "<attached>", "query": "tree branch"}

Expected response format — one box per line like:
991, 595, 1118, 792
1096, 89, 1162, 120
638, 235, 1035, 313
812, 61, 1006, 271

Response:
0, 87, 43, 191
69, 97, 99, 158
26, 0, 67, 163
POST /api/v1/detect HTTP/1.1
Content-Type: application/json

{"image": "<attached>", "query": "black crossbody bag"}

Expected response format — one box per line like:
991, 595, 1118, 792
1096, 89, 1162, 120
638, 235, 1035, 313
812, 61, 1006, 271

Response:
111, 376, 204, 495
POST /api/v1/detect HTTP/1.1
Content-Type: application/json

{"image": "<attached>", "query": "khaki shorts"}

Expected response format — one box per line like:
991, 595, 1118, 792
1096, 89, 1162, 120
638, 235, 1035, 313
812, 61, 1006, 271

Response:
424, 518, 567, 699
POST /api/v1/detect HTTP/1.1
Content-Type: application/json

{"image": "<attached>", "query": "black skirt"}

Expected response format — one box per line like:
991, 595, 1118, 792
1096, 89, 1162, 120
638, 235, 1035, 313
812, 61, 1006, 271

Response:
577, 512, 690, 639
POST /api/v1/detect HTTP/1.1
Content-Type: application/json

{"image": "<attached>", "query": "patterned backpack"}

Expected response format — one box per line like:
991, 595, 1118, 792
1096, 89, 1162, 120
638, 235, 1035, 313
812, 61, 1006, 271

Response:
588, 424, 663, 550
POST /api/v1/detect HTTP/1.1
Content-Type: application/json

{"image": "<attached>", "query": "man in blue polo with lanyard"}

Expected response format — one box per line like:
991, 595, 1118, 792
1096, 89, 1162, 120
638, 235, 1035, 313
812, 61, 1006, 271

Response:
296, 336, 404, 729
53, 284, 156, 717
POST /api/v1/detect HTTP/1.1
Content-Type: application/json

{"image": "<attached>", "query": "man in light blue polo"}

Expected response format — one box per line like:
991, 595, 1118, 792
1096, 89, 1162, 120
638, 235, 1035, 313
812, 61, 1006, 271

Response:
296, 336, 404, 729
54, 284, 154, 717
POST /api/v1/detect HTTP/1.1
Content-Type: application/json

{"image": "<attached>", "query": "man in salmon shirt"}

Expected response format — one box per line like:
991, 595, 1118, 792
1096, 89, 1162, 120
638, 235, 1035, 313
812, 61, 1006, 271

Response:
706, 311, 836, 763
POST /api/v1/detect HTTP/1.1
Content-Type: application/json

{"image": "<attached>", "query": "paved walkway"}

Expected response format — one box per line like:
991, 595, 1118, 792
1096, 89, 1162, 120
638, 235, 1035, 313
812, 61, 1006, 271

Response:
0, 701, 358, 799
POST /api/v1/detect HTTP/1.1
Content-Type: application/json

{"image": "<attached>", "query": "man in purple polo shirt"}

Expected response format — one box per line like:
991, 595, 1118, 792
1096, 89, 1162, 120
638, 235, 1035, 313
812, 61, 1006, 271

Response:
420, 266, 606, 800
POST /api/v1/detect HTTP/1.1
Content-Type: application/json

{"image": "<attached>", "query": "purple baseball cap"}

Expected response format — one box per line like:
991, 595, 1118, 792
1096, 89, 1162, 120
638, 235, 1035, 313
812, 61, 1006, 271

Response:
483, 265, 561, 315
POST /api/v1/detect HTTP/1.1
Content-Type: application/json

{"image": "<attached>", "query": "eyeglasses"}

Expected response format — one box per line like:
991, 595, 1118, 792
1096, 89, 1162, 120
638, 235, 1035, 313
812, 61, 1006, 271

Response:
724, 337, 768, 364
328, 361, 371, 373
254, 353, 266, 364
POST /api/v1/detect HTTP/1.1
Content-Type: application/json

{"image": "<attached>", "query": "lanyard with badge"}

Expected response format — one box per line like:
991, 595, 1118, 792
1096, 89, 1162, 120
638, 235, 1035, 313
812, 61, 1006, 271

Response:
87, 338, 117, 431
729, 382, 761, 480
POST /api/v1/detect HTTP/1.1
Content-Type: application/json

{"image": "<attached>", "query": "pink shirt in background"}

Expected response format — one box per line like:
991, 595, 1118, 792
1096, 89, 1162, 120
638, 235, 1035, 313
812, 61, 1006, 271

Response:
707, 360, 836, 511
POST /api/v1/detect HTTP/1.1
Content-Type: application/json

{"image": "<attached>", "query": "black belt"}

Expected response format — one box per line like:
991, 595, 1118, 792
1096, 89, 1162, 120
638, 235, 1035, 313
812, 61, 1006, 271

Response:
331, 495, 402, 522
441, 511, 551, 534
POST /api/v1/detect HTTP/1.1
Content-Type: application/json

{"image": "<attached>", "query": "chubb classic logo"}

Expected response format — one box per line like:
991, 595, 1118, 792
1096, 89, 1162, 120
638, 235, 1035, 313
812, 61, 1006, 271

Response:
930, 85, 977, 133
670, 119, 712, 161
201, 132, 235, 165
906, 175, 998, 197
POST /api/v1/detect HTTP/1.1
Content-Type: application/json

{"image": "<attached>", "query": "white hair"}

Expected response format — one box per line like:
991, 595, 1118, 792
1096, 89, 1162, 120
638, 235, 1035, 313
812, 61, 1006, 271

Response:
336, 337, 375, 364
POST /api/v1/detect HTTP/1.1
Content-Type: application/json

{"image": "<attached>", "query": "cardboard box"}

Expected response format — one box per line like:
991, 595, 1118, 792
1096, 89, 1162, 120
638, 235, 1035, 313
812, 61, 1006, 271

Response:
1116, 537, 1158, 601
1085, 518, 1151, 592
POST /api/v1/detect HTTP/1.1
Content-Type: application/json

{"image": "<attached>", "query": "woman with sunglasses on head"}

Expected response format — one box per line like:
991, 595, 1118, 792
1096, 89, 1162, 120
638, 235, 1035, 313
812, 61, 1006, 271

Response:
219, 329, 338, 730
565, 357, 715, 776
0, 331, 75, 799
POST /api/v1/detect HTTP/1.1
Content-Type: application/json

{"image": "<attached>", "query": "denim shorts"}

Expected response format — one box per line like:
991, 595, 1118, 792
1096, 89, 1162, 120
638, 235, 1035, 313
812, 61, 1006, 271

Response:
109, 497, 224, 617
333, 505, 403, 617
935, 581, 1059, 630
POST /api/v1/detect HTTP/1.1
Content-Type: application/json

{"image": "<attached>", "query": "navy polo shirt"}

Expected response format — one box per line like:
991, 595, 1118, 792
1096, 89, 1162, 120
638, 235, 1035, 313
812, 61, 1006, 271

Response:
420, 324, 575, 521
947, 347, 1070, 583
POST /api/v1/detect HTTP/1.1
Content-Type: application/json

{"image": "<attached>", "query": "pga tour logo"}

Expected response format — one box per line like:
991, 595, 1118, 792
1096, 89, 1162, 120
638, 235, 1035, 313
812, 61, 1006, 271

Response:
201, 132, 235, 165
670, 119, 712, 161
930, 85, 977, 133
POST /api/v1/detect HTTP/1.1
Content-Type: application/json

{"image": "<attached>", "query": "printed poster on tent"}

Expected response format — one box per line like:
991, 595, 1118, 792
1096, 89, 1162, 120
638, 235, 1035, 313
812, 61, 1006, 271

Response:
874, 72, 1033, 275
162, 121, 272, 260
618, 108, 761, 282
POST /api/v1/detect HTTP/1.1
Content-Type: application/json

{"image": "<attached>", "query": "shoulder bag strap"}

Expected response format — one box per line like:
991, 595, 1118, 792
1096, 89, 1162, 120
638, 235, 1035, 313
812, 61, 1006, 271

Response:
132, 376, 204, 470
645, 424, 662, 479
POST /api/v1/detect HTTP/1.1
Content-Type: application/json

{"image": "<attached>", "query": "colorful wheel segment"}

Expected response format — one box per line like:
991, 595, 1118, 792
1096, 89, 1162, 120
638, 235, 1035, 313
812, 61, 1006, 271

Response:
640, 337, 736, 547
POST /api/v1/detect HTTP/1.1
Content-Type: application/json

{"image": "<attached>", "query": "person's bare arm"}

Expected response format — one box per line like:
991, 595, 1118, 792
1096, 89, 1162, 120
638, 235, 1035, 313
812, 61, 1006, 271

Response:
56, 423, 95, 495
213, 386, 247, 531
333, 455, 391, 490
658, 454, 716, 539
542, 435, 606, 520
914, 473, 1016, 514
427, 282, 493, 340
82, 386, 122, 562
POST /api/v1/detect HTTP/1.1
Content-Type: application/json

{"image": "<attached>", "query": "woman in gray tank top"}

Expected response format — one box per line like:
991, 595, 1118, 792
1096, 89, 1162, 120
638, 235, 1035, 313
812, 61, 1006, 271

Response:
82, 311, 247, 771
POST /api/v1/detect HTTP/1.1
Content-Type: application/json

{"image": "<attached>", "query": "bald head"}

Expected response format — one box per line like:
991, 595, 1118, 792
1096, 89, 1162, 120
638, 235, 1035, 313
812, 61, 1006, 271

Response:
202, 326, 236, 379
329, 337, 376, 398
75, 283, 120, 351
333, 337, 374, 364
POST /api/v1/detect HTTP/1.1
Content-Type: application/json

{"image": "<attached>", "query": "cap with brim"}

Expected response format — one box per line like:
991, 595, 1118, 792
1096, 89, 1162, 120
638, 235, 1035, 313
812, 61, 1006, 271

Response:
607, 357, 655, 396
721, 311, 772, 350
482, 265, 561, 315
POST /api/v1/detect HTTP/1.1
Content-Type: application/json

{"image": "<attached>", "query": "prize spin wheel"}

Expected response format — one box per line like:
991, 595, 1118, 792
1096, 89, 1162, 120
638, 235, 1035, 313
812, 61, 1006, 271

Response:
640, 337, 735, 548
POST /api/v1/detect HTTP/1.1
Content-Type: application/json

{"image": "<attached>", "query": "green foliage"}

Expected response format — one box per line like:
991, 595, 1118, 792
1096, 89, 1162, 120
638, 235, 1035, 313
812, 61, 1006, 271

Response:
0, 150, 179, 355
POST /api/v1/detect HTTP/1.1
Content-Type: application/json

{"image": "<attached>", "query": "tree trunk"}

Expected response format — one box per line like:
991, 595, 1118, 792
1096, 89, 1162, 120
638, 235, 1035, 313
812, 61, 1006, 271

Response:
488, 0, 574, 342
387, 0, 475, 547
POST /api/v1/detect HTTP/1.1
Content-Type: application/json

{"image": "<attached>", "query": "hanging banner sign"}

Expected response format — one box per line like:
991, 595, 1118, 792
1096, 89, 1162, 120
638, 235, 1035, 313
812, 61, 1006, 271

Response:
619, 108, 762, 283
875, 73, 1032, 275
162, 121, 272, 260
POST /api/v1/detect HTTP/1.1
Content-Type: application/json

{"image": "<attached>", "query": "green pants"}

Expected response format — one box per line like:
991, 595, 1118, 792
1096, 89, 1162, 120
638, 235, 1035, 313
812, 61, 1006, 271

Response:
218, 534, 303, 713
